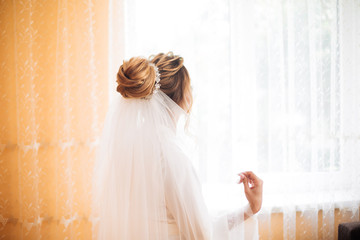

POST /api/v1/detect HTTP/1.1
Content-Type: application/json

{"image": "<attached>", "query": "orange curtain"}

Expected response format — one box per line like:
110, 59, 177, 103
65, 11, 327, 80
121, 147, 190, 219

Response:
0, 0, 122, 239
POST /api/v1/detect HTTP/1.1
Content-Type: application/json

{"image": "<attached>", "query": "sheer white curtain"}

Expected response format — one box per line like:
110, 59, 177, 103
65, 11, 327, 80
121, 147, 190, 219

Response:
119, 0, 360, 239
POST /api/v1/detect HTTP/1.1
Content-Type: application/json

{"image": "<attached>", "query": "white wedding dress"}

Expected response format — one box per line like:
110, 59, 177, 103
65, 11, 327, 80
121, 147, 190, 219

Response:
92, 90, 259, 240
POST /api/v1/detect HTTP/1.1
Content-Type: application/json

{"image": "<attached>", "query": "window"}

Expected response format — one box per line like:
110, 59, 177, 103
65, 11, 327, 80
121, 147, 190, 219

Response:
121, 0, 360, 209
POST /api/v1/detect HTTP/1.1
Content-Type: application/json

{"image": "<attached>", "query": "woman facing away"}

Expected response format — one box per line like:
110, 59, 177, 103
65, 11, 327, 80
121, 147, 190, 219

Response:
92, 52, 263, 240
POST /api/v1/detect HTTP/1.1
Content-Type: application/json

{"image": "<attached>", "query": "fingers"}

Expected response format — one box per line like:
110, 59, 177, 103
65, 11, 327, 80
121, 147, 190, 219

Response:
237, 171, 263, 188
242, 171, 263, 186
243, 175, 251, 193
237, 173, 245, 184
243, 171, 257, 180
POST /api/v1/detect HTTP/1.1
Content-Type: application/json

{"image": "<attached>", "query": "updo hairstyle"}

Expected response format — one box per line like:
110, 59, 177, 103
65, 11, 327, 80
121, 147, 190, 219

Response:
116, 52, 193, 112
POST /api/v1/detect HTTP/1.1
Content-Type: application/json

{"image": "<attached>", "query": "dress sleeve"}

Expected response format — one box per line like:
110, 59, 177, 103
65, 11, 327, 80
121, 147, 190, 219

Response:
162, 134, 259, 240
212, 204, 259, 240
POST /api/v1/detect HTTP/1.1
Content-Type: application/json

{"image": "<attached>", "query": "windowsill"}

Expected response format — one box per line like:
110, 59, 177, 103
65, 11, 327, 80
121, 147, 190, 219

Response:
261, 191, 360, 214
202, 183, 360, 214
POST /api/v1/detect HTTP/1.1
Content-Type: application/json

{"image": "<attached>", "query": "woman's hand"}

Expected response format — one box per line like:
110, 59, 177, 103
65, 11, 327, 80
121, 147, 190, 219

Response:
238, 171, 263, 214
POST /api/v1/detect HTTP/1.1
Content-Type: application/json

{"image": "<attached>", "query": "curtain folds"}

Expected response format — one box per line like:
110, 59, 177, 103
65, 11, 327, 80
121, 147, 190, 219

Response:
1, 0, 359, 239
0, 0, 117, 239
124, 0, 360, 239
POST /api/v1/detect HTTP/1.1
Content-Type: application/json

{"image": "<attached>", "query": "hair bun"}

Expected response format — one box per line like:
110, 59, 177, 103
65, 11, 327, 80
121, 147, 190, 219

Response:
116, 57, 156, 98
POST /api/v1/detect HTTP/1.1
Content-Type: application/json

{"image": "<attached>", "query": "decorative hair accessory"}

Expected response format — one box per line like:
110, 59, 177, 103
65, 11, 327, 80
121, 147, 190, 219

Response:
149, 63, 161, 94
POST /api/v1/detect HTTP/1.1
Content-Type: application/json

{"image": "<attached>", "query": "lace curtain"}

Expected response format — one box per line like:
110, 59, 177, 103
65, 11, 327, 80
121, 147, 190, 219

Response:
1, 0, 359, 239
0, 0, 120, 239
123, 0, 360, 239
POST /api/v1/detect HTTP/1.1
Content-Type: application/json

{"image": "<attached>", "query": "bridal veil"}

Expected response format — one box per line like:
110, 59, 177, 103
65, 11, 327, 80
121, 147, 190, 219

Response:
91, 90, 259, 239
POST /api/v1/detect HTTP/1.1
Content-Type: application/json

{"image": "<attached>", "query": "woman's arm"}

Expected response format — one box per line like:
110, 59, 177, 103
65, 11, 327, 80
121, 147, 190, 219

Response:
225, 171, 263, 231
238, 171, 263, 215
226, 203, 254, 230
162, 135, 262, 239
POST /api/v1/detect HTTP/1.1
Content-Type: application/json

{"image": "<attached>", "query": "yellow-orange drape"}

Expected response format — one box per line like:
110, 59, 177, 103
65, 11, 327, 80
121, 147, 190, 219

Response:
0, 0, 123, 239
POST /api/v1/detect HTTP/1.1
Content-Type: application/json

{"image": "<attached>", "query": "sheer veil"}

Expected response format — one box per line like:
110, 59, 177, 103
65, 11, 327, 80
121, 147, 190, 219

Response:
93, 91, 208, 239
91, 89, 259, 239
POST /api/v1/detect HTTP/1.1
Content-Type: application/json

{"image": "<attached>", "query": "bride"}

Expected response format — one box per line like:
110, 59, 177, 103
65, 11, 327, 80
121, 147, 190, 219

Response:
92, 52, 263, 240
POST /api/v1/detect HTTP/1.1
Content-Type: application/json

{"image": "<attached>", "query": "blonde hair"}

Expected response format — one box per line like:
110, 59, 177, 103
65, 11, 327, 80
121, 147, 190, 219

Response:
116, 57, 156, 98
116, 52, 193, 112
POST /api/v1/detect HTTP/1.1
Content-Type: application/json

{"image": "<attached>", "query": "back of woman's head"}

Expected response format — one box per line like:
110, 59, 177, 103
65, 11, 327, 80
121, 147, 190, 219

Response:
116, 57, 156, 98
116, 52, 193, 112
